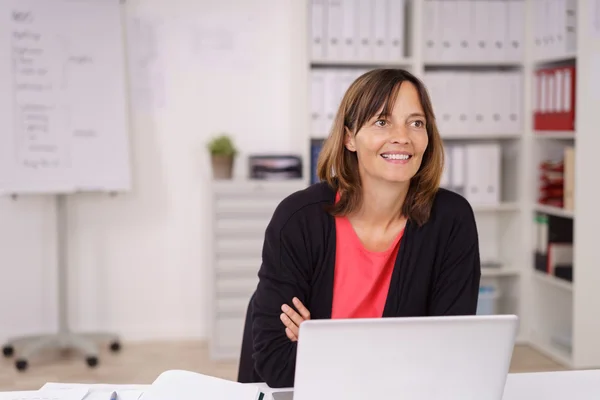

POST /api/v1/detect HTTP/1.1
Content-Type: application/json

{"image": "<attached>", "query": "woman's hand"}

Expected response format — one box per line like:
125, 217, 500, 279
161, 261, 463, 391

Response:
280, 297, 311, 342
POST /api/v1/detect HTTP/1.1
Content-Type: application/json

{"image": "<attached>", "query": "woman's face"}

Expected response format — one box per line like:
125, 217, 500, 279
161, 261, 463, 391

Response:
344, 81, 429, 185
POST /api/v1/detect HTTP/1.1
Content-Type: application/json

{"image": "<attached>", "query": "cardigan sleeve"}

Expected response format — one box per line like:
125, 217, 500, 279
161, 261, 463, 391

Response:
251, 207, 312, 388
428, 201, 481, 315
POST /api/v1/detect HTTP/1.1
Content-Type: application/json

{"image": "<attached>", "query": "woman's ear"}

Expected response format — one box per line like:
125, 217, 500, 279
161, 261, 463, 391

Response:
344, 127, 356, 152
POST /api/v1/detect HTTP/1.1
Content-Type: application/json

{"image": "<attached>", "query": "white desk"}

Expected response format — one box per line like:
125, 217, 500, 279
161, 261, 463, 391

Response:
502, 370, 600, 400
252, 369, 600, 400
0, 370, 594, 400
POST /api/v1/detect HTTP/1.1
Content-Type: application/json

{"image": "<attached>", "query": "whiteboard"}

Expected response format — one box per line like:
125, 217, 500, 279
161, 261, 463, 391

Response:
0, 0, 132, 195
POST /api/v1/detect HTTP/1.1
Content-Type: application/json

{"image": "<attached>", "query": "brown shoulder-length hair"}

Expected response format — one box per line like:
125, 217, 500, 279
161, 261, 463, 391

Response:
316, 68, 444, 227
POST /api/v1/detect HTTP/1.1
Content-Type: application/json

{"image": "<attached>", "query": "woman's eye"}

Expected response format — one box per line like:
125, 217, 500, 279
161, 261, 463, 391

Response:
375, 119, 387, 127
412, 120, 425, 128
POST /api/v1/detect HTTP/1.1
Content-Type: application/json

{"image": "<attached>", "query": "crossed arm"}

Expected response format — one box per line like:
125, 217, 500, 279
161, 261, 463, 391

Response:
251, 211, 313, 388
280, 297, 311, 341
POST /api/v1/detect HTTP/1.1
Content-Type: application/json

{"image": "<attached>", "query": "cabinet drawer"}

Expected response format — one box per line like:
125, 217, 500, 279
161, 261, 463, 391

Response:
216, 276, 258, 296
212, 316, 245, 354
216, 296, 252, 317
215, 196, 281, 215
215, 257, 261, 276
213, 182, 303, 216
215, 217, 270, 236
215, 238, 263, 256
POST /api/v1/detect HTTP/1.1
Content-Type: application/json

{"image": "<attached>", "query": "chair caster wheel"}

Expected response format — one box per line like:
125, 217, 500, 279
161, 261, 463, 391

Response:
109, 341, 121, 352
15, 359, 28, 371
86, 356, 99, 367
3, 345, 14, 357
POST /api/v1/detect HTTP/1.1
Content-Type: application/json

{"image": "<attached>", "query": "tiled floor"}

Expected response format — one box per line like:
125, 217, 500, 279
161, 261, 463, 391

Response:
0, 341, 565, 391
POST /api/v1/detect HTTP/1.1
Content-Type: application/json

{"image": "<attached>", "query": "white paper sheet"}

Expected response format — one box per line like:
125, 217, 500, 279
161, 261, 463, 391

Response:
126, 15, 165, 111
139, 370, 262, 400
0, 389, 88, 400
40, 384, 147, 392
39, 384, 146, 400
81, 392, 143, 400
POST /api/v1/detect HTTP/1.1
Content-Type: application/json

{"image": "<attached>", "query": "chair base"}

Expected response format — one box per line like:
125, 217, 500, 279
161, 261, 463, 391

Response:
2, 332, 121, 371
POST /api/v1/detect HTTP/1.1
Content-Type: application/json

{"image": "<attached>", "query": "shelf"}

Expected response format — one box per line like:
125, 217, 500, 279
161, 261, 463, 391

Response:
533, 270, 573, 292
301, 0, 600, 370
529, 331, 573, 368
424, 60, 523, 68
213, 179, 306, 193
534, 131, 576, 140
311, 59, 414, 68
534, 204, 574, 219
533, 52, 577, 66
441, 133, 522, 140
481, 267, 520, 277
472, 202, 520, 212
313, 133, 522, 142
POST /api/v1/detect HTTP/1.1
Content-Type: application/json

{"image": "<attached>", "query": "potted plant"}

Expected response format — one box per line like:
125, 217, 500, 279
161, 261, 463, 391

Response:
207, 134, 237, 180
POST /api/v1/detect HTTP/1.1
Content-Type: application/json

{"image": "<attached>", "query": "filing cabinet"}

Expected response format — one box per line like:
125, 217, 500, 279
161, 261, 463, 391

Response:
210, 179, 306, 360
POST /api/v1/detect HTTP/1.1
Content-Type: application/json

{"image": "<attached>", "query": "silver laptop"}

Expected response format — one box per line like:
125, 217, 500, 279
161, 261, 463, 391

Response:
293, 315, 519, 400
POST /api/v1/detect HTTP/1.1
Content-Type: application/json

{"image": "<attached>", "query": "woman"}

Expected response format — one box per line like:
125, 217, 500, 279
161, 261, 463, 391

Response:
240, 68, 481, 388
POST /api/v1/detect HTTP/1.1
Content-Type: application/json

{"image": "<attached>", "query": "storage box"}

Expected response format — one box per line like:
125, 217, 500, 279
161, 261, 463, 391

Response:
476, 285, 500, 315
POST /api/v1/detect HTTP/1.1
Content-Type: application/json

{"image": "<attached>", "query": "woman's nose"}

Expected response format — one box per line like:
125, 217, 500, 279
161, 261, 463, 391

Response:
390, 126, 410, 144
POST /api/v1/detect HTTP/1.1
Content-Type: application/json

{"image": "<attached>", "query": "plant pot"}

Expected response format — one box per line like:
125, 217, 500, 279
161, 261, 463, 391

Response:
211, 154, 234, 180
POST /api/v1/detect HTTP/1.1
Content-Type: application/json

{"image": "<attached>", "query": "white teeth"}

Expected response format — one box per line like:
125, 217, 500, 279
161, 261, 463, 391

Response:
382, 154, 410, 160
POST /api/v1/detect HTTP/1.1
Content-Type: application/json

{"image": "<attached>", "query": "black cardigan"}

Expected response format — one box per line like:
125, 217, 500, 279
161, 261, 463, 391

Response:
246, 182, 481, 388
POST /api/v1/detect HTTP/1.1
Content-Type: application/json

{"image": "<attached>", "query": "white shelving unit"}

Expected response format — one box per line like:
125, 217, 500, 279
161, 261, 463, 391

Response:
523, 0, 600, 369
301, 0, 600, 368
207, 0, 600, 368
304, 0, 526, 341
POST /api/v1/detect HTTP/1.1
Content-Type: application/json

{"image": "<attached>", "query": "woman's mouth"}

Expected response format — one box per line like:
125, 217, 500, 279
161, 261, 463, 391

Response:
381, 152, 413, 163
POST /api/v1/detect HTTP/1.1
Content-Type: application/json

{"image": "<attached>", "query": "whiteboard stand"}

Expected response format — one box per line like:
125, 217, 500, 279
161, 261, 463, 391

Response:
1, 194, 122, 371
0, 0, 132, 370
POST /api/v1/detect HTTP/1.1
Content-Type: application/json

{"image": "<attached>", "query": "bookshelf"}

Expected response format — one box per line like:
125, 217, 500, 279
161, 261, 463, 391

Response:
300, 0, 600, 369
304, 0, 526, 341
524, 0, 600, 369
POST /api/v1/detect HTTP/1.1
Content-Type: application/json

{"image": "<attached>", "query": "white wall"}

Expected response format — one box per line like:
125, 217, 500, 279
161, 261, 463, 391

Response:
0, 0, 307, 342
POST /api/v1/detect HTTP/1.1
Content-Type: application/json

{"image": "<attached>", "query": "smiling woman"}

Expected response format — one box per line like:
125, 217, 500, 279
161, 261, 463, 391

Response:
237, 69, 481, 388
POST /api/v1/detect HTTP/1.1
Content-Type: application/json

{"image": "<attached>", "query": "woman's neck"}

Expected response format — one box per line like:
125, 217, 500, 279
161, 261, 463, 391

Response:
353, 178, 409, 230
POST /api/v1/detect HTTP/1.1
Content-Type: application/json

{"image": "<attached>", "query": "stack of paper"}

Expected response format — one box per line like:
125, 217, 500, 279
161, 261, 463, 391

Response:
140, 370, 263, 400
0, 370, 292, 400
29, 370, 267, 400
39, 384, 145, 400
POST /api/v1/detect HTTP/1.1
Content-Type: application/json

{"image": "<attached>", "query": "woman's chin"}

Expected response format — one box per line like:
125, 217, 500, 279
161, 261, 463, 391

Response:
378, 174, 414, 185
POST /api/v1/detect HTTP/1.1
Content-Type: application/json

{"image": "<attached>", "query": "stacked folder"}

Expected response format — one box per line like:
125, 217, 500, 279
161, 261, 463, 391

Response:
311, 69, 524, 139
533, 65, 576, 131
537, 146, 574, 209
534, 213, 573, 282
532, 0, 577, 61
563, 146, 574, 211
312, 141, 506, 207
310, 139, 323, 184
442, 143, 502, 206
424, 71, 523, 136
423, 0, 525, 64
310, 68, 370, 138
538, 158, 566, 208
310, 0, 407, 62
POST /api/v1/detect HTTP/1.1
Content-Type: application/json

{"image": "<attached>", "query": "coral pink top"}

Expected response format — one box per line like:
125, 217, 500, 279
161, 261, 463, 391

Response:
331, 195, 404, 319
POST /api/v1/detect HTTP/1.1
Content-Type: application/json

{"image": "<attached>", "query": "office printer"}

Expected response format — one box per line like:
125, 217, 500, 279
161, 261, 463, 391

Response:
248, 155, 302, 180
